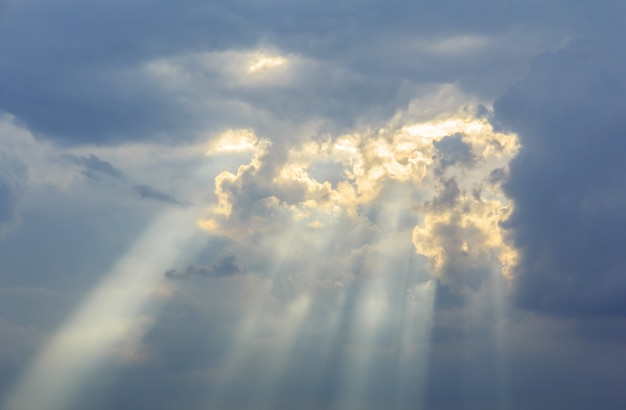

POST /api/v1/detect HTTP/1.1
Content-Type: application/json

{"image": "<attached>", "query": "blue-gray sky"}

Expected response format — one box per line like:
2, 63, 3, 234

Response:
2, 1, 626, 409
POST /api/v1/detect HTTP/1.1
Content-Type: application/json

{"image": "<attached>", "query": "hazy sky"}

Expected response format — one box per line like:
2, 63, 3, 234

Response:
2, 1, 626, 409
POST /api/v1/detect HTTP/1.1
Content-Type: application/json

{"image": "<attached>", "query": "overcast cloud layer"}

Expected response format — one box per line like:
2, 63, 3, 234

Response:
2, 1, 626, 409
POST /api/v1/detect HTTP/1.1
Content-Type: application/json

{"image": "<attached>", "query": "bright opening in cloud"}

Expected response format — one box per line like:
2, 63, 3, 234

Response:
206, 129, 261, 155
247, 54, 287, 73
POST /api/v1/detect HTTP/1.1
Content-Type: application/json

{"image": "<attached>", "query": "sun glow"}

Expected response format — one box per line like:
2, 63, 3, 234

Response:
6, 99, 519, 410
248, 54, 287, 73
206, 129, 261, 155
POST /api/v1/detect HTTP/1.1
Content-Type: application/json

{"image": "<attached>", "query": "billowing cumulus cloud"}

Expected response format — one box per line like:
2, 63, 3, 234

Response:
3, 1, 626, 410
195, 100, 519, 324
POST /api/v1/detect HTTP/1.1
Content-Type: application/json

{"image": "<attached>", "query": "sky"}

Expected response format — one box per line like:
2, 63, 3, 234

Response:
1, 1, 626, 409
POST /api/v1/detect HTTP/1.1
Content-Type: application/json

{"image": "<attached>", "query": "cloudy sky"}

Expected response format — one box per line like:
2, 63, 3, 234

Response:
2, 1, 626, 409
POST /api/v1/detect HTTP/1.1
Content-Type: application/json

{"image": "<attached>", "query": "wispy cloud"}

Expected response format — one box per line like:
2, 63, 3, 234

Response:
134, 185, 191, 207
61, 154, 125, 180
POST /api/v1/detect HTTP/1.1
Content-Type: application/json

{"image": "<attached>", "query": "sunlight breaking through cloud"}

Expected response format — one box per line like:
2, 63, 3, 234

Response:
4, 2, 626, 408
2, 91, 520, 410
248, 54, 288, 73
193, 100, 520, 409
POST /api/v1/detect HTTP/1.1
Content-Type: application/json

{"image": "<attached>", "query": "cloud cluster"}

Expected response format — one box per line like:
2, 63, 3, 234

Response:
197, 98, 518, 306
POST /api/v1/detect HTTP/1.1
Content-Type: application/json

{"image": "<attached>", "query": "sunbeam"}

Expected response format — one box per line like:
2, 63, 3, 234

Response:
203, 224, 303, 406
328, 185, 435, 410
2, 109, 518, 410
393, 278, 435, 409
490, 266, 512, 409
3, 209, 204, 410
0, 152, 223, 410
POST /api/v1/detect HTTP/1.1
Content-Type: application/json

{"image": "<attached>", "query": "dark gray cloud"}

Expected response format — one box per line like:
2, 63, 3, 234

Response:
60, 154, 194, 208
495, 42, 626, 316
429, 178, 461, 211
165, 254, 244, 280
488, 167, 507, 185
61, 154, 125, 180
134, 185, 190, 207
434, 134, 476, 174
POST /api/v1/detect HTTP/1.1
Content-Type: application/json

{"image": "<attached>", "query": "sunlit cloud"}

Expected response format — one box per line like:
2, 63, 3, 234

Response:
200, 101, 517, 241
206, 129, 261, 155
191, 95, 518, 405
248, 54, 288, 73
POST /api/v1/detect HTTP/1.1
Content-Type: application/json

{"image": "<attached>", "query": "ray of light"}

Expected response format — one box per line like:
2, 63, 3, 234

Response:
205, 204, 352, 409
330, 187, 436, 410
392, 276, 435, 409
3, 209, 204, 410
250, 291, 314, 410
490, 266, 511, 410
332, 278, 390, 410
1, 155, 223, 410
253, 221, 371, 410
285, 266, 354, 410
209, 213, 353, 407
203, 222, 306, 407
